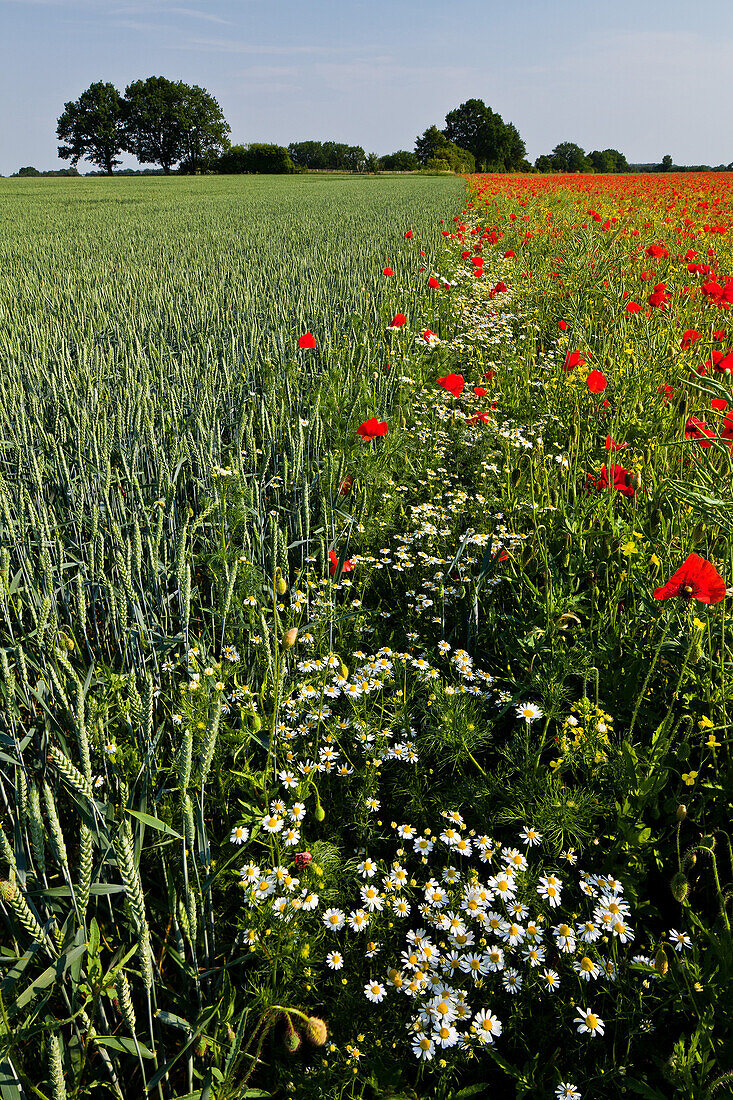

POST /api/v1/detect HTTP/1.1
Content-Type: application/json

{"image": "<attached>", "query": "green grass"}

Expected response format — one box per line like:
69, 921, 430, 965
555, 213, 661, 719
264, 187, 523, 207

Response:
0, 173, 731, 1100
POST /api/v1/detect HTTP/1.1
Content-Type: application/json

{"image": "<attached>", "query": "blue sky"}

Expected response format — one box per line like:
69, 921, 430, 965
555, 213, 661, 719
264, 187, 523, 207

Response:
2, 0, 733, 174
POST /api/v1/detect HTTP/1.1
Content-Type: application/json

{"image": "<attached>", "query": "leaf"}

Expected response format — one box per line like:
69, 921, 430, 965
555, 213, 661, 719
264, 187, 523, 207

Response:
94, 1035, 155, 1059
126, 809, 183, 840
452, 1087, 490, 1099
10, 944, 88, 1015
155, 1009, 192, 1031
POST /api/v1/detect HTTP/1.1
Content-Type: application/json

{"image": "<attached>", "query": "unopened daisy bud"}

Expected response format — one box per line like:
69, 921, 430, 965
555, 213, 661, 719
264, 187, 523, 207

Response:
304, 1016, 328, 1046
671, 872, 689, 902
282, 628, 298, 649
654, 946, 669, 975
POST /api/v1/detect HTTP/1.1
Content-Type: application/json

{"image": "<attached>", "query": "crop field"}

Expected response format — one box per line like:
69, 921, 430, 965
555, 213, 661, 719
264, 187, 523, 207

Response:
0, 171, 732, 1100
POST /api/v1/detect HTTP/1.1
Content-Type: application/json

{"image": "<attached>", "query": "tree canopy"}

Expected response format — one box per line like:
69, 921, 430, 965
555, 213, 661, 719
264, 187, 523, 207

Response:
217, 144, 294, 174
56, 81, 127, 175
414, 126, 475, 173
442, 99, 526, 171
124, 76, 229, 174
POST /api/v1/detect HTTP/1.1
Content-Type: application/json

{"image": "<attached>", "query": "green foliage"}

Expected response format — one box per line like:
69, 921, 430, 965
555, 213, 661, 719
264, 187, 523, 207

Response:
56, 80, 127, 175
442, 99, 525, 171
217, 143, 294, 174
124, 76, 230, 173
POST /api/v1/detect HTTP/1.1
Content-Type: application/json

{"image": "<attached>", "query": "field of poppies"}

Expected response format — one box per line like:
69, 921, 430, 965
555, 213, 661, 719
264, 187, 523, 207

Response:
0, 171, 732, 1100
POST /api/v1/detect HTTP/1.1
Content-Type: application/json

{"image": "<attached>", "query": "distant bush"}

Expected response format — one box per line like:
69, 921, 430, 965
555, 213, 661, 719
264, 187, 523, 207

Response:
379, 150, 419, 171
216, 143, 294, 174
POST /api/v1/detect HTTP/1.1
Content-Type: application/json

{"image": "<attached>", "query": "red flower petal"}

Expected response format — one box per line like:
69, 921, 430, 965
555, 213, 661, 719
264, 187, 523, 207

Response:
357, 417, 388, 441
298, 332, 316, 349
586, 370, 607, 393
653, 554, 726, 604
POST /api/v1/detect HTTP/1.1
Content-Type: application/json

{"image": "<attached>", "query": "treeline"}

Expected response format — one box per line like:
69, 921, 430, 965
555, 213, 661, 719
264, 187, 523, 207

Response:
15, 82, 730, 177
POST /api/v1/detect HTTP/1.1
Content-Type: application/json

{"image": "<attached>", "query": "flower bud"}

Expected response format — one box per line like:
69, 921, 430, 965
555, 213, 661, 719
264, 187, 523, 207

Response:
276, 573, 288, 596
282, 1015, 301, 1053
654, 946, 669, 975
283, 628, 298, 649
304, 1016, 328, 1046
671, 872, 689, 902
676, 804, 687, 821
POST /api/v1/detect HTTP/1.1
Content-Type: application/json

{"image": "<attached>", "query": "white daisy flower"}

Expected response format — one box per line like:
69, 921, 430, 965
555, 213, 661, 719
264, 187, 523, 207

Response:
575, 1007, 605, 1037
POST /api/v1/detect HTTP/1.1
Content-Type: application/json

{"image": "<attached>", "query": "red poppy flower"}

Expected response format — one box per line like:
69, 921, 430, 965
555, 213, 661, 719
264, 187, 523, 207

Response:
658, 383, 674, 401
625, 301, 641, 314
473, 386, 487, 397
605, 435, 628, 451
504, 250, 515, 258
586, 370, 607, 393
298, 333, 316, 349
437, 373, 465, 397
484, 370, 496, 381
339, 475, 354, 495
653, 553, 726, 604
648, 283, 671, 308
711, 398, 728, 412
558, 320, 568, 330
357, 417, 388, 440
404, 230, 413, 239
329, 550, 353, 576
592, 464, 635, 497
466, 412, 490, 424
563, 350, 586, 372
713, 330, 727, 340
389, 313, 407, 328
685, 416, 715, 448
383, 266, 394, 276
681, 329, 701, 350
427, 277, 441, 290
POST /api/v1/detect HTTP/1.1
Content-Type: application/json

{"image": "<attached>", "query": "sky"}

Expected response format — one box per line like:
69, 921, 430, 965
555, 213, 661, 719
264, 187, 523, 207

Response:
2, 0, 733, 175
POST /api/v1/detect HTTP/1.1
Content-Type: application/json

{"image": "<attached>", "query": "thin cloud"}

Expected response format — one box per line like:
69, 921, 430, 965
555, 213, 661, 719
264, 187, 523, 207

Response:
166, 36, 340, 55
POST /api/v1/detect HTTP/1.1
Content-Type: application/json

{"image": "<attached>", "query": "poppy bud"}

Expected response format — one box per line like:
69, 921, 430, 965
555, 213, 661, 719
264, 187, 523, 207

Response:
250, 714, 262, 732
654, 946, 669, 975
276, 571, 288, 596
282, 628, 298, 648
511, 467, 522, 486
282, 1015, 301, 1053
304, 1016, 328, 1046
676, 392, 689, 418
671, 872, 689, 902
676, 803, 687, 821
631, 471, 643, 492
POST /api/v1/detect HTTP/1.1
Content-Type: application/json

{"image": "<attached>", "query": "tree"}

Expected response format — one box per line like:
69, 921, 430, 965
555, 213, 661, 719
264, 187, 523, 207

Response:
343, 146, 367, 172
124, 77, 229, 174
660, 154, 674, 172
588, 148, 629, 173
16, 166, 41, 177
57, 81, 126, 175
442, 99, 525, 171
379, 150, 419, 171
288, 141, 327, 169
415, 126, 474, 173
177, 85, 230, 173
364, 152, 380, 174
548, 142, 589, 172
215, 144, 293, 174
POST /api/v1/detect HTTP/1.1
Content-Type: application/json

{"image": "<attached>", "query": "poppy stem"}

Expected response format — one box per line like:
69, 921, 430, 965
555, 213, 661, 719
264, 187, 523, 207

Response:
628, 612, 672, 741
